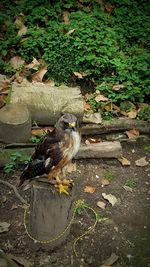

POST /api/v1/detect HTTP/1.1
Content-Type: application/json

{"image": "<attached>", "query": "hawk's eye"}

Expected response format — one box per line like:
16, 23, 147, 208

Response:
64, 121, 68, 127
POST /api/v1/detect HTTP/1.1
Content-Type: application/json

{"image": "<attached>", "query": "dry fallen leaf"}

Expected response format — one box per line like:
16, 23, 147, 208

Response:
84, 186, 96, 193
14, 16, 24, 27
103, 102, 112, 111
83, 100, 91, 110
118, 156, 131, 166
14, 16, 27, 37
18, 25, 27, 36
9, 56, 25, 70
66, 162, 76, 173
44, 80, 55, 86
31, 64, 48, 82
95, 94, 108, 102
101, 252, 119, 266
67, 29, 75, 35
95, 89, 100, 95
123, 185, 133, 193
113, 103, 130, 116
135, 157, 149, 167
31, 129, 45, 136
73, 71, 87, 79
102, 193, 117, 206
127, 110, 137, 119
31, 128, 52, 136
113, 104, 121, 112
0, 222, 10, 233
125, 129, 139, 140
112, 84, 124, 91
85, 138, 102, 145
104, 4, 114, 15
26, 57, 40, 70
100, 178, 110, 186
97, 201, 106, 210
119, 110, 128, 116
62, 11, 70, 24
84, 93, 91, 100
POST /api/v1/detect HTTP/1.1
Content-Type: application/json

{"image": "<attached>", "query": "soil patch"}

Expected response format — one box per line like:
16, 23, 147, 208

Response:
0, 140, 150, 267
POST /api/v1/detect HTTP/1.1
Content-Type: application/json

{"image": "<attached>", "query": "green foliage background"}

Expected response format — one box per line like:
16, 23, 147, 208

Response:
0, 0, 150, 104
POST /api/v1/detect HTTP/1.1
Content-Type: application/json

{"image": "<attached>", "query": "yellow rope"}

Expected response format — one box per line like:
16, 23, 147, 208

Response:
23, 199, 98, 256
24, 202, 78, 244
73, 204, 98, 257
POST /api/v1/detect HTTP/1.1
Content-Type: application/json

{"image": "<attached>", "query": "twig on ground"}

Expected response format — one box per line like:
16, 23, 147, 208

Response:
0, 179, 27, 205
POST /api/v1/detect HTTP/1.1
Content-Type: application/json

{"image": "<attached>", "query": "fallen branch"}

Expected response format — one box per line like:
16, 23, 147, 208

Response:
81, 118, 150, 135
0, 251, 19, 267
4, 142, 36, 148
0, 179, 27, 205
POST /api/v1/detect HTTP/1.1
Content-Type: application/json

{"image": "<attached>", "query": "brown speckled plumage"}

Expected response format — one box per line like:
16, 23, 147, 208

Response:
19, 114, 80, 186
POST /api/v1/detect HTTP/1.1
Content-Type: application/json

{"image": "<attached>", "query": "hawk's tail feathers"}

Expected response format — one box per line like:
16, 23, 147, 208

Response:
18, 159, 46, 187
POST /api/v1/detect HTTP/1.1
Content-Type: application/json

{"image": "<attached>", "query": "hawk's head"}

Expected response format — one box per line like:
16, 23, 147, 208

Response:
57, 113, 79, 132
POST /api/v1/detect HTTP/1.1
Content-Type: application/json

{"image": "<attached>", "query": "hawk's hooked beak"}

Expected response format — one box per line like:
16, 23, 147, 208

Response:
68, 122, 76, 129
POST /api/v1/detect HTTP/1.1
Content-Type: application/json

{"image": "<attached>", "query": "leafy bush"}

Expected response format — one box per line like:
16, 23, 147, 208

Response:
0, 0, 150, 104
137, 105, 150, 122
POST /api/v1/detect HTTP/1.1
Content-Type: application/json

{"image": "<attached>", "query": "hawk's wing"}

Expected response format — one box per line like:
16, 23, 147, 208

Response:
32, 129, 65, 163
35, 128, 71, 169
19, 129, 71, 185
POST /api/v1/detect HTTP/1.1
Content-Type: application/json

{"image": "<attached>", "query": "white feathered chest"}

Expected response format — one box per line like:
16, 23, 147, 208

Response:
67, 131, 81, 160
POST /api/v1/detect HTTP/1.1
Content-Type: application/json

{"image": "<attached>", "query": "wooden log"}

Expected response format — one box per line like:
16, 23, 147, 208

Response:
75, 141, 122, 159
0, 141, 122, 168
0, 104, 31, 143
81, 118, 150, 135
0, 141, 122, 167
29, 182, 74, 251
11, 82, 84, 125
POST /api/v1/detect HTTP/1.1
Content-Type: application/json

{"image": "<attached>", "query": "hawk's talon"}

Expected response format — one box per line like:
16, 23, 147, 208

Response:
55, 184, 70, 196
54, 178, 74, 195
54, 176, 61, 184
62, 178, 74, 187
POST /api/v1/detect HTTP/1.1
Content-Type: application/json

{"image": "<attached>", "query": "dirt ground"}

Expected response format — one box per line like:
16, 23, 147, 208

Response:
0, 139, 150, 267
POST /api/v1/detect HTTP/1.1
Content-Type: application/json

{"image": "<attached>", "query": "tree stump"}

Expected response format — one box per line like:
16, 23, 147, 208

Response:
29, 181, 74, 251
0, 104, 31, 143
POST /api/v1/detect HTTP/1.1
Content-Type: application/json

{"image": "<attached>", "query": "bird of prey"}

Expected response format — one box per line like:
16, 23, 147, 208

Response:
19, 113, 81, 195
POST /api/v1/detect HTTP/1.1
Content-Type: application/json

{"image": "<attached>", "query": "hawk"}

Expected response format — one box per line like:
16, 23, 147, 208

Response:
19, 114, 81, 194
